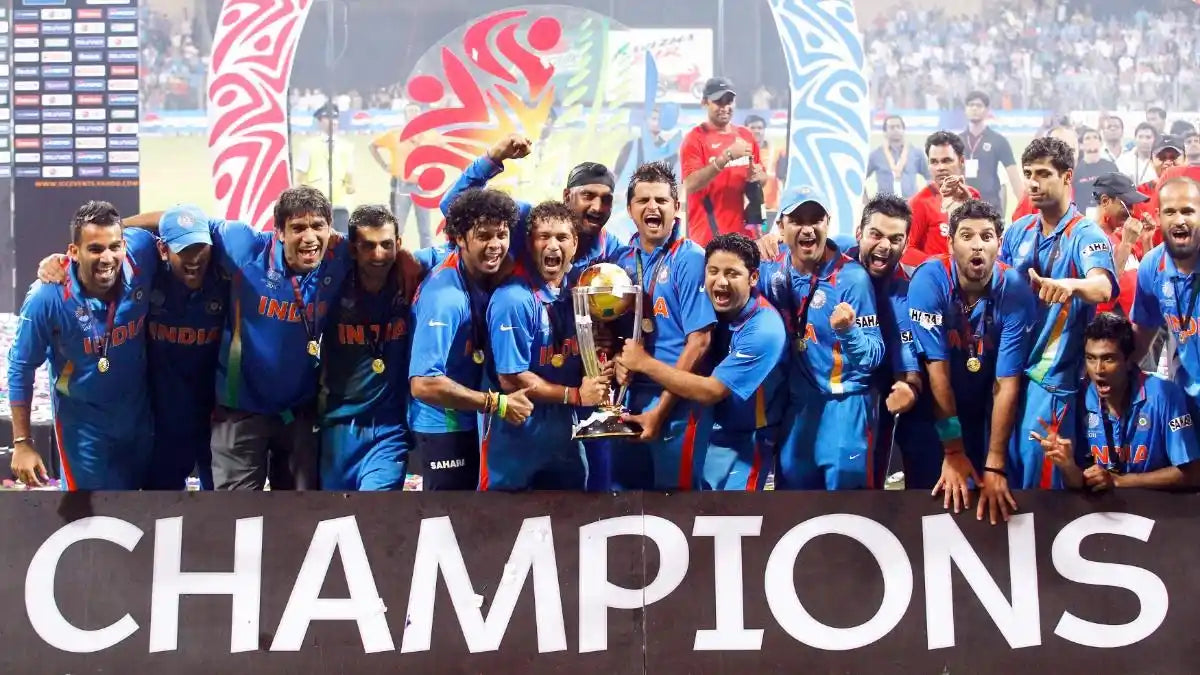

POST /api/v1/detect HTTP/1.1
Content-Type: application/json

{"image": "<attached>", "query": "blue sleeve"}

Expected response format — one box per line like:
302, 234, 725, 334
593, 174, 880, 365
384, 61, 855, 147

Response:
675, 250, 717, 336
487, 285, 536, 376
413, 243, 451, 278
440, 155, 503, 215
887, 292, 920, 375
7, 283, 55, 406
998, 224, 1019, 266
207, 217, 260, 268
836, 269, 885, 373
712, 310, 785, 401
1073, 224, 1119, 298
1160, 382, 1200, 467
123, 228, 161, 279
1131, 253, 1165, 329
997, 272, 1036, 378
906, 263, 950, 362
408, 280, 467, 379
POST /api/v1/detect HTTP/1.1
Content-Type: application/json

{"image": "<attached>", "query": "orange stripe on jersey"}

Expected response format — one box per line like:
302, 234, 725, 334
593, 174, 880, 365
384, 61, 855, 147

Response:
754, 386, 767, 429
478, 425, 491, 491
829, 342, 845, 394
678, 411, 699, 490
54, 360, 74, 397
745, 437, 763, 492
53, 416, 76, 492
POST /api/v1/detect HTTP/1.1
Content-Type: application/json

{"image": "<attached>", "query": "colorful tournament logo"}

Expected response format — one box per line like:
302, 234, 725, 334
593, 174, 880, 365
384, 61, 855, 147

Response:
811, 289, 827, 310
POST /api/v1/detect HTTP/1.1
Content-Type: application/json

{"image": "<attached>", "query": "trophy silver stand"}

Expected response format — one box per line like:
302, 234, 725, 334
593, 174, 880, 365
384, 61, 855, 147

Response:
571, 282, 643, 440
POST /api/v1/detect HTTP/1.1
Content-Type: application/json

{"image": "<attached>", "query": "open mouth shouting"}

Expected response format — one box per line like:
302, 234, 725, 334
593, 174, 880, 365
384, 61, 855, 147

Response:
541, 249, 564, 276
179, 260, 203, 282
709, 284, 734, 312
966, 252, 988, 278
479, 247, 505, 273
642, 211, 667, 238
792, 229, 821, 258
296, 241, 322, 268
1093, 377, 1112, 398
866, 248, 893, 275
1169, 224, 1193, 248
582, 211, 605, 230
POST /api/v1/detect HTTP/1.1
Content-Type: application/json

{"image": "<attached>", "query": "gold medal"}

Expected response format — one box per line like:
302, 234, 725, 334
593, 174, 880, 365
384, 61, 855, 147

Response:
473, 349, 486, 365
641, 318, 655, 334
307, 340, 320, 357
371, 358, 386, 374
795, 338, 807, 353
97, 357, 110, 374
966, 356, 982, 373
550, 353, 565, 368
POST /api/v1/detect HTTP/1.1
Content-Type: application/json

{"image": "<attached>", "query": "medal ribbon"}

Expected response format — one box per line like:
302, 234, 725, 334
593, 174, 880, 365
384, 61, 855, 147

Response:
787, 255, 845, 347
1099, 376, 1138, 474
83, 296, 120, 366
1171, 273, 1200, 343
1030, 213, 1084, 281
269, 238, 318, 350
353, 269, 395, 363
537, 284, 571, 364
634, 239, 672, 321
458, 257, 490, 362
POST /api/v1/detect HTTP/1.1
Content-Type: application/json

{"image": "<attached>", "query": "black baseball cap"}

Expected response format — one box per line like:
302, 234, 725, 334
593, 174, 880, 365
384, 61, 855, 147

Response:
1092, 172, 1149, 206
314, 102, 339, 120
702, 77, 735, 101
1154, 135, 1184, 156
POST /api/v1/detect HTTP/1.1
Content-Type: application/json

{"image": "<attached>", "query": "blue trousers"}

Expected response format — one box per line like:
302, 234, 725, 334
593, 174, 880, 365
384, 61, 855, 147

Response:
1009, 379, 1077, 489
480, 405, 586, 490
703, 427, 776, 491
320, 414, 409, 491
776, 386, 878, 490
610, 388, 712, 491
146, 422, 214, 490
52, 395, 153, 491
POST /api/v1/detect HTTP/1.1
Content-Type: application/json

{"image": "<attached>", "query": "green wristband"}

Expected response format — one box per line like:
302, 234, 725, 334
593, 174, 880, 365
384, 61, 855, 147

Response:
935, 416, 962, 442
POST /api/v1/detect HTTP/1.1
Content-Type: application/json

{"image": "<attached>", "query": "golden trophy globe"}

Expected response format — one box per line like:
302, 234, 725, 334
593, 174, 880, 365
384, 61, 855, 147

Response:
571, 263, 644, 440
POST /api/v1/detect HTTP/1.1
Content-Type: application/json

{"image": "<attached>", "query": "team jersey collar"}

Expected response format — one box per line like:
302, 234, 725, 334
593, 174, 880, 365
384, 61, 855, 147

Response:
946, 257, 1004, 300
526, 268, 567, 305
1084, 369, 1148, 415
727, 291, 768, 329
1037, 203, 1082, 238
67, 254, 136, 301
791, 240, 847, 280
1159, 248, 1195, 282
630, 220, 682, 258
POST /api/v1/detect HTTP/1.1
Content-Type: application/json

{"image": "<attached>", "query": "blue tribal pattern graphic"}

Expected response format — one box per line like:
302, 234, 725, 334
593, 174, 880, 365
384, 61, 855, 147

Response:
768, 0, 869, 237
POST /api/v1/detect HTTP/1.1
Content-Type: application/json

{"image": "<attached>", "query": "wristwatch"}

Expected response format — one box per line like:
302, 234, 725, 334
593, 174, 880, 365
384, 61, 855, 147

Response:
724, 148, 735, 162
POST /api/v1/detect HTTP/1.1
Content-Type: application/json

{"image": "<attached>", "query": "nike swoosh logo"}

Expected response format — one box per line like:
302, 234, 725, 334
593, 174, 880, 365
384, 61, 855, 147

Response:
711, 143, 722, 149
735, 351, 754, 358
848, 453, 863, 460
428, 320, 448, 327
500, 324, 514, 332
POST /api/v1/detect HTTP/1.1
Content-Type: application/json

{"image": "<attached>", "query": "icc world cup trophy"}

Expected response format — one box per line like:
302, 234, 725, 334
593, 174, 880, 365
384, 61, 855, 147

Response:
571, 263, 644, 440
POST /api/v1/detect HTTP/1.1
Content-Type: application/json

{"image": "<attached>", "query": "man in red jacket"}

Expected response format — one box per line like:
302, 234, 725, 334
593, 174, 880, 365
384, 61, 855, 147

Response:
908, 131, 978, 256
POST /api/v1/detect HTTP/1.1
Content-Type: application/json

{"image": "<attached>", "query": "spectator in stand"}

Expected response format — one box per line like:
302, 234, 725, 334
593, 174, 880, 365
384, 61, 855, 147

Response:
680, 77, 766, 246
1117, 122, 1158, 185
1075, 127, 1121, 211
1100, 116, 1126, 165
1184, 130, 1200, 166
959, 91, 1023, 213
1147, 106, 1168, 136
866, 115, 929, 200
908, 131, 978, 257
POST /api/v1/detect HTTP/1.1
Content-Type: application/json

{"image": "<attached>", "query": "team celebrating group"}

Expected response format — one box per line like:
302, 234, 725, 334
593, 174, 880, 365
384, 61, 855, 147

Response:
8, 100, 1200, 522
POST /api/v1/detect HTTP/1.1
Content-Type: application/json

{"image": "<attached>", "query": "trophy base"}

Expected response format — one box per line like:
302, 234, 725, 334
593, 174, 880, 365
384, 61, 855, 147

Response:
572, 408, 642, 440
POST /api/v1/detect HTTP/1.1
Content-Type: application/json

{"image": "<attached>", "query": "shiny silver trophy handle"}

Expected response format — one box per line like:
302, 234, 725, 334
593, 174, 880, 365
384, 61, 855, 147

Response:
571, 282, 644, 440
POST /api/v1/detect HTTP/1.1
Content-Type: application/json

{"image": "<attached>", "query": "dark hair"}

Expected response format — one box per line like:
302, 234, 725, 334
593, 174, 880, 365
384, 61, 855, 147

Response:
924, 130, 965, 159
1170, 120, 1196, 137
859, 194, 912, 234
1134, 121, 1158, 139
744, 114, 766, 127
948, 199, 1004, 238
528, 200, 578, 237
882, 115, 905, 132
348, 204, 397, 242
1147, 106, 1167, 119
1084, 312, 1135, 358
274, 185, 333, 232
965, 91, 990, 107
1080, 126, 1101, 142
71, 200, 121, 244
1102, 115, 1124, 130
705, 232, 760, 272
626, 160, 679, 206
444, 187, 519, 241
1021, 136, 1075, 173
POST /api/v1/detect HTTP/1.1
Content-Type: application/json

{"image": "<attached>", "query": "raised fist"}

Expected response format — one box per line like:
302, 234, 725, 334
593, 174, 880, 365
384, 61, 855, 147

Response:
830, 302, 856, 333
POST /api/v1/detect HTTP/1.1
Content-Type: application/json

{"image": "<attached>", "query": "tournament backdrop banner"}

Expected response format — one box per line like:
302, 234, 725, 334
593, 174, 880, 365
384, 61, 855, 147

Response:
2, 491, 1197, 673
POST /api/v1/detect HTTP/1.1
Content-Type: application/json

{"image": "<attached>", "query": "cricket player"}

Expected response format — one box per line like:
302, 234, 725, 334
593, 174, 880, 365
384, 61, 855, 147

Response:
997, 137, 1118, 490
908, 199, 1036, 521
616, 233, 786, 491
1039, 313, 1200, 490
484, 201, 612, 490
1132, 176, 1200, 416
409, 187, 533, 490
759, 186, 885, 490
318, 205, 412, 490
609, 161, 717, 491
8, 201, 159, 490
841, 194, 934, 487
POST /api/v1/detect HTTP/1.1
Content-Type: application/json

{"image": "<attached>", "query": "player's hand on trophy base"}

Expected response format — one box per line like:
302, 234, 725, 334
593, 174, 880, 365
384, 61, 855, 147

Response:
620, 406, 665, 442
488, 133, 533, 163
579, 376, 610, 407
37, 253, 69, 284
830, 302, 857, 333
502, 387, 534, 426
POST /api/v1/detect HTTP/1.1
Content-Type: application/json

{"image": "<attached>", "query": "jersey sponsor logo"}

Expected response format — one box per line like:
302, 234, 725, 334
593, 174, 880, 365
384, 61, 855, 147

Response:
1081, 242, 1110, 256
811, 289, 827, 310
1138, 415, 1150, 429
336, 318, 407, 346
82, 316, 145, 354
499, 324, 514, 332
1088, 412, 1100, 428
265, 268, 282, 289
132, 287, 145, 303
734, 350, 755, 358
255, 297, 328, 325
657, 265, 670, 283
900, 330, 913, 344
147, 322, 222, 347
908, 308, 942, 329
430, 458, 466, 470
1169, 414, 1193, 433
854, 314, 878, 329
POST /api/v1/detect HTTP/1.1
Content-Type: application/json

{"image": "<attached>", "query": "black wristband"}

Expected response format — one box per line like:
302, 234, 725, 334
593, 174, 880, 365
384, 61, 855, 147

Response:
983, 466, 1008, 478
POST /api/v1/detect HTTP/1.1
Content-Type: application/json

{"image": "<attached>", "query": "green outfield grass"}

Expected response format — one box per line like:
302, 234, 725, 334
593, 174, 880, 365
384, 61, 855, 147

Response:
139, 131, 1038, 242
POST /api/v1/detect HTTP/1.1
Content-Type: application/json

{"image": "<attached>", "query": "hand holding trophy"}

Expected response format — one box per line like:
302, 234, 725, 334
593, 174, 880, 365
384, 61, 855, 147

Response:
571, 263, 644, 439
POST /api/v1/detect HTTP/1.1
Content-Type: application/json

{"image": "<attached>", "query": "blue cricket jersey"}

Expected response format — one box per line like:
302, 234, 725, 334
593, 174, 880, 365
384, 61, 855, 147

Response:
709, 294, 788, 433
1078, 372, 1200, 473
1131, 245, 1200, 406
611, 228, 718, 392
146, 263, 230, 434
320, 272, 411, 422
7, 228, 158, 415
846, 245, 922, 385
999, 205, 1118, 392
908, 256, 1036, 411
408, 251, 490, 433
757, 243, 885, 398
207, 219, 352, 415
485, 272, 583, 449
436, 154, 624, 282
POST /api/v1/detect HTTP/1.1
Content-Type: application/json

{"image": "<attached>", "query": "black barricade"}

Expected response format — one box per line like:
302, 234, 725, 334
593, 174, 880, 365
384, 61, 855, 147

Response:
1, 490, 1198, 673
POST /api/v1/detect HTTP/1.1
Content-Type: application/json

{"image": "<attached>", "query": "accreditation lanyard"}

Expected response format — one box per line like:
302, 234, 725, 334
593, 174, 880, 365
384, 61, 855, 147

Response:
269, 238, 318, 355
787, 256, 845, 351
1099, 378, 1139, 474
946, 259, 995, 369
351, 270, 398, 364
1029, 212, 1084, 281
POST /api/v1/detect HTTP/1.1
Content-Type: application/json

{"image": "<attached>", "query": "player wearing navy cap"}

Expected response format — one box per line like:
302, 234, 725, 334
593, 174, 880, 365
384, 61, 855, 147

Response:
997, 137, 1118, 490
1039, 313, 1200, 490
908, 200, 1036, 522
8, 201, 159, 490
617, 233, 786, 491
409, 188, 533, 490
759, 186, 885, 490
318, 205, 412, 490
609, 161, 717, 491
483, 201, 612, 490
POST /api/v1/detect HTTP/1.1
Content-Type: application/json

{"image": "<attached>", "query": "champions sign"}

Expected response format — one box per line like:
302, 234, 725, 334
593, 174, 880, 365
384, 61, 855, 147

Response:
0, 491, 1193, 672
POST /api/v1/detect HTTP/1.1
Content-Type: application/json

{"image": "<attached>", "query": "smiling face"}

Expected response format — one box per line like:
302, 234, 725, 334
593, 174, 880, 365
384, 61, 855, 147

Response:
950, 217, 1000, 286
281, 212, 331, 273
704, 93, 734, 128
856, 212, 908, 279
563, 184, 614, 237
628, 180, 678, 248
782, 202, 830, 269
705, 250, 757, 318
455, 220, 510, 279
352, 220, 398, 282
70, 223, 125, 296
529, 216, 578, 285
159, 241, 212, 291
